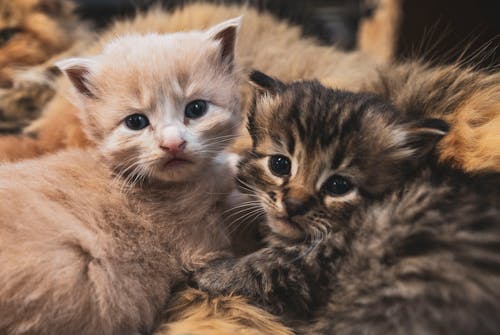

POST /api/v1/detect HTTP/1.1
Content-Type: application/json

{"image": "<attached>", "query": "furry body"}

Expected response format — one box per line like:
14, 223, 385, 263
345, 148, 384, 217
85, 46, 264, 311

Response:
195, 75, 500, 333
0, 149, 231, 334
198, 168, 500, 334
0, 19, 246, 334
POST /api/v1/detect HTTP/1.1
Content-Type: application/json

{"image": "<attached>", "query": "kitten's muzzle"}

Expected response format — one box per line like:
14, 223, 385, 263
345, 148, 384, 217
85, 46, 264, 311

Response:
160, 139, 186, 155
284, 197, 309, 217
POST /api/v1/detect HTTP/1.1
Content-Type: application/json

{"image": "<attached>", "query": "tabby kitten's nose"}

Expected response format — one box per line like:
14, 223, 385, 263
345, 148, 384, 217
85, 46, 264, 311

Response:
284, 197, 308, 217
160, 139, 186, 154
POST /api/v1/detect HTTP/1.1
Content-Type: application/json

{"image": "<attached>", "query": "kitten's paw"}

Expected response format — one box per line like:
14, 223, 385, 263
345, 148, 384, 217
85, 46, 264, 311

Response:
184, 250, 232, 273
192, 260, 236, 296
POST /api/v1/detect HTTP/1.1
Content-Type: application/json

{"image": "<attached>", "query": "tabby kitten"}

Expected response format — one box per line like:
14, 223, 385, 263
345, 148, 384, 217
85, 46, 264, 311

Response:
0, 18, 242, 335
194, 71, 500, 334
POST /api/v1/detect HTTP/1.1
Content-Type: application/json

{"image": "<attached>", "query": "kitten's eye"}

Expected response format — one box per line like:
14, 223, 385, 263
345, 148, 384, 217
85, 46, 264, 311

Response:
323, 175, 353, 196
124, 114, 149, 130
269, 155, 291, 176
185, 100, 207, 119
0, 27, 21, 47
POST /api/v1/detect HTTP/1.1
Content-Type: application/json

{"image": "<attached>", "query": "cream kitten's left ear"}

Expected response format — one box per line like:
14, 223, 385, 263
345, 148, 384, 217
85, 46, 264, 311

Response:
55, 57, 97, 99
206, 16, 242, 65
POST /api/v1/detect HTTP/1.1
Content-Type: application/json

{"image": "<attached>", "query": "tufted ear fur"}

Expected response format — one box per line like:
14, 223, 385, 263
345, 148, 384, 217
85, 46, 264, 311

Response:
402, 118, 449, 160
55, 57, 97, 100
246, 71, 287, 148
206, 16, 242, 67
249, 70, 285, 95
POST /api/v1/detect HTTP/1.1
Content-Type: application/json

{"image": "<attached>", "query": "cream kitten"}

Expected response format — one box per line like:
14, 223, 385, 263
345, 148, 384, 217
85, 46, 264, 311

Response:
0, 17, 241, 335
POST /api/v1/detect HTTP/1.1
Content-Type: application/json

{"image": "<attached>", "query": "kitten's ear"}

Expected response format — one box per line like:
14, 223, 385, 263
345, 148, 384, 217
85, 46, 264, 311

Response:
403, 118, 449, 157
249, 70, 285, 95
55, 57, 97, 99
207, 16, 242, 66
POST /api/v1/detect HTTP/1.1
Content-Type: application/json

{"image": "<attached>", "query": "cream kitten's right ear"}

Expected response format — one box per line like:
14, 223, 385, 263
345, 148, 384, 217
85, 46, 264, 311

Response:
55, 57, 97, 99
206, 16, 242, 66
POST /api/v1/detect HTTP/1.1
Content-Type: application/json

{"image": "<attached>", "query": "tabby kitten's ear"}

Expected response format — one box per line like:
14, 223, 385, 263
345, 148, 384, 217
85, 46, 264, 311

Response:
246, 71, 286, 147
56, 57, 97, 100
402, 118, 449, 159
249, 70, 285, 95
207, 16, 242, 67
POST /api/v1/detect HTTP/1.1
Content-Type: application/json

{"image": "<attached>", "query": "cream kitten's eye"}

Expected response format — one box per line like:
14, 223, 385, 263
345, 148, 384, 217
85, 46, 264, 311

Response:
269, 155, 291, 176
185, 100, 207, 119
323, 175, 353, 196
124, 114, 150, 130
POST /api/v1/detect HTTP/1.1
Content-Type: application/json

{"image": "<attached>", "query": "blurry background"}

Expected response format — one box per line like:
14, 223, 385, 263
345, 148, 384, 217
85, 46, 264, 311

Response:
72, 0, 499, 68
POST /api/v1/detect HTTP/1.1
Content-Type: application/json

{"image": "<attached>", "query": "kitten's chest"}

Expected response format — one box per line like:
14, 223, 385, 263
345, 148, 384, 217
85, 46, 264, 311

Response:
126, 184, 228, 246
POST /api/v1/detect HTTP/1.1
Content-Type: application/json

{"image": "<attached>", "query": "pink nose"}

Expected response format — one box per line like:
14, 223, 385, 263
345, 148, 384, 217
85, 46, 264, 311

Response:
160, 139, 186, 154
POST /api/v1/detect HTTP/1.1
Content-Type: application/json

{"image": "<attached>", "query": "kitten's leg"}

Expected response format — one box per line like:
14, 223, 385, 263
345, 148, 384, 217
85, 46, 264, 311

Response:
193, 246, 324, 319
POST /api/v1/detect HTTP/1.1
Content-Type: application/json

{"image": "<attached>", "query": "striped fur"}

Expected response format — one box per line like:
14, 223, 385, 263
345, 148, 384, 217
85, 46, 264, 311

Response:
194, 74, 500, 334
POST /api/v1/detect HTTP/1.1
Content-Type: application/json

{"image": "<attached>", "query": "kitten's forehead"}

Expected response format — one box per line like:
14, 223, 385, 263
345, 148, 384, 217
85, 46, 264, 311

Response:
91, 32, 235, 109
251, 82, 407, 188
98, 32, 221, 81
254, 82, 396, 154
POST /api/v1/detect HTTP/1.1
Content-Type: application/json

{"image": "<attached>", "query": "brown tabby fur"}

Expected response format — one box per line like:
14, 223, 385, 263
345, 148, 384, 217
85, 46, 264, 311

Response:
194, 73, 500, 334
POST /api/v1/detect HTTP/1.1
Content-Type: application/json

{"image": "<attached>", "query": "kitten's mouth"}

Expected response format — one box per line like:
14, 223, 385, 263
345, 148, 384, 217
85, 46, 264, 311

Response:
163, 157, 193, 168
269, 216, 304, 239
275, 216, 301, 228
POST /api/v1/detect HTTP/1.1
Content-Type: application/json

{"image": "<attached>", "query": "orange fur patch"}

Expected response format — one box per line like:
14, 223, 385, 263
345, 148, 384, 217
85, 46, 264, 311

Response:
156, 288, 292, 335
439, 86, 500, 172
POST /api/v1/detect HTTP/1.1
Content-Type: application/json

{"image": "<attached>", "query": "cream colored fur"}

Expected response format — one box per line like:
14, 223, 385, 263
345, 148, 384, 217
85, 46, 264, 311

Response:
0, 18, 242, 335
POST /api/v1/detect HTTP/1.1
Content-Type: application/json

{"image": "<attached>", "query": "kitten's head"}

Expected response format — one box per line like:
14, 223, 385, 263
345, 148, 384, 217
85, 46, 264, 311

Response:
238, 71, 448, 240
56, 17, 242, 182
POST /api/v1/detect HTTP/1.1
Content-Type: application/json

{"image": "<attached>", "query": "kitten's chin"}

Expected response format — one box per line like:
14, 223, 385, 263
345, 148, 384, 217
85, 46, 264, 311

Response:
268, 217, 304, 240
152, 160, 200, 182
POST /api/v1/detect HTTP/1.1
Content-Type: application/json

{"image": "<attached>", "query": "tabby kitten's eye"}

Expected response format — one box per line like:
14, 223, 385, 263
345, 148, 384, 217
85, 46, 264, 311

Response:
269, 155, 291, 176
0, 27, 21, 46
323, 175, 353, 196
185, 100, 208, 119
124, 114, 149, 130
